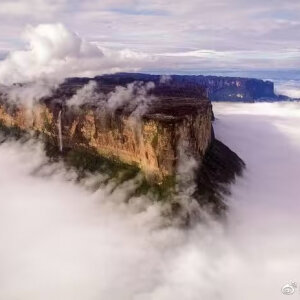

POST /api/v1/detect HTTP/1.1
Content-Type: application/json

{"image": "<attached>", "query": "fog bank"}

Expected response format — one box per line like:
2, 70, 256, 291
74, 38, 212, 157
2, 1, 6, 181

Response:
1, 102, 300, 299
275, 80, 300, 98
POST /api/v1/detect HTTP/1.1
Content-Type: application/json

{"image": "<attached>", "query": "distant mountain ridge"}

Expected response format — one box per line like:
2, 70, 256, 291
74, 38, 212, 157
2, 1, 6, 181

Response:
65, 72, 289, 102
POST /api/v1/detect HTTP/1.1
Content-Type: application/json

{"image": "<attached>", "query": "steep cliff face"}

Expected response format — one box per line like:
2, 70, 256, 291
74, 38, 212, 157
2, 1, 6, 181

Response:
0, 98, 212, 183
204, 77, 275, 101
83, 73, 277, 102
0, 78, 246, 214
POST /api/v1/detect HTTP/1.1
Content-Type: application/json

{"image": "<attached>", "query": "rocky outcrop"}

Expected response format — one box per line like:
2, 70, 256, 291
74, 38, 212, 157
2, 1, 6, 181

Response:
0, 76, 246, 215
203, 77, 276, 101
0, 97, 213, 183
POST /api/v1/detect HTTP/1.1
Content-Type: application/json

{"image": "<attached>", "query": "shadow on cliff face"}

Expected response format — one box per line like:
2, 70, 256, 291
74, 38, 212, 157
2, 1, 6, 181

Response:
1, 103, 300, 299
194, 138, 245, 214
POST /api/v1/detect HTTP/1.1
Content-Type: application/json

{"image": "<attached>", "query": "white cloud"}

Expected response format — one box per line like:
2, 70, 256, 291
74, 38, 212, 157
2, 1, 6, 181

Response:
159, 74, 172, 84
0, 1, 300, 72
67, 81, 104, 107
67, 80, 156, 124
0, 23, 155, 84
106, 81, 155, 113
3, 80, 59, 107
275, 80, 300, 98
1, 103, 300, 299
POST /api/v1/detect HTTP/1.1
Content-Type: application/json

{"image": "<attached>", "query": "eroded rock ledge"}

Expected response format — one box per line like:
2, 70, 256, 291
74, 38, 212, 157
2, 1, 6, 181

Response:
0, 96, 213, 183
0, 79, 245, 212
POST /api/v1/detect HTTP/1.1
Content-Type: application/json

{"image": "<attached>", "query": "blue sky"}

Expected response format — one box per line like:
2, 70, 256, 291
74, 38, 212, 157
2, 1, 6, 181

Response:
0, 0, 300, 76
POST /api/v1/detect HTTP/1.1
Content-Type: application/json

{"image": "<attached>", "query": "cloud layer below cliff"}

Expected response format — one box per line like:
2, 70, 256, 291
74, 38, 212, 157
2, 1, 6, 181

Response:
1, 102, 300, 299
275, 80, 300, 98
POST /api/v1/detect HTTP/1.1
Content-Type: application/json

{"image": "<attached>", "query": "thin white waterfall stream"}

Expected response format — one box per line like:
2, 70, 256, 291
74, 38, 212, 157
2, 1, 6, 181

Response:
57, 110, 63, 152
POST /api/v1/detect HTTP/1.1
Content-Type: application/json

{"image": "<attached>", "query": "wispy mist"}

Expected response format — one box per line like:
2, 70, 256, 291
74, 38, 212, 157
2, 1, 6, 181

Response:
0, 103, 300, 299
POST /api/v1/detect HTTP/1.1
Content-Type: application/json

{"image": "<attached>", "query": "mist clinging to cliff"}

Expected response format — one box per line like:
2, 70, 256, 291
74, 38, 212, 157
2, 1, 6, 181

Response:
67, 80, 156, 121
1, 103, 300, 299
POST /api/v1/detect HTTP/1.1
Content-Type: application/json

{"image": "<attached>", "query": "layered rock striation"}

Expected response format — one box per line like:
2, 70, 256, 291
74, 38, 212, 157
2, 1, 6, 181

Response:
0, 76, 245, 214
0, 94, 213, 183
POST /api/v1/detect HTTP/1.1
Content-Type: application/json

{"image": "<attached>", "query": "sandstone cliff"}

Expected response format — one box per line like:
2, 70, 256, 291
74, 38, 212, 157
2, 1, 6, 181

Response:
0, 78, 245, 213
0, 96, 212, 183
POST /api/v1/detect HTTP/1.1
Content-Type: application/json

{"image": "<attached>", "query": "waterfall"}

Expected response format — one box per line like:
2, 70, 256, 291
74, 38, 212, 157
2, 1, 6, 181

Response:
57, 110, 63, 153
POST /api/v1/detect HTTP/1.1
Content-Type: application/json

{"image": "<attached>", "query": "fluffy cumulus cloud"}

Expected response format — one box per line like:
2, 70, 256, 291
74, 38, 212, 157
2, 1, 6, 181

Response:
0, 23, 155, 84
0, 1, 300, 73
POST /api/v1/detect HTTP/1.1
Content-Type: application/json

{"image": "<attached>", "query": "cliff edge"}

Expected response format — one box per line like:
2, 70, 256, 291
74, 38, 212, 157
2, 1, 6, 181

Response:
87, 73, 278, 102
0, 96, 212, 183
0, 77, 245, 212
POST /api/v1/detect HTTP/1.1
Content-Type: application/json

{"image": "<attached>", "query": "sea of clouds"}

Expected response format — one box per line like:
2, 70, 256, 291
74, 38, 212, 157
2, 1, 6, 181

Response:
0, 102, 300, 299
275, 80, 300, 99
0, 20, 299, 300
